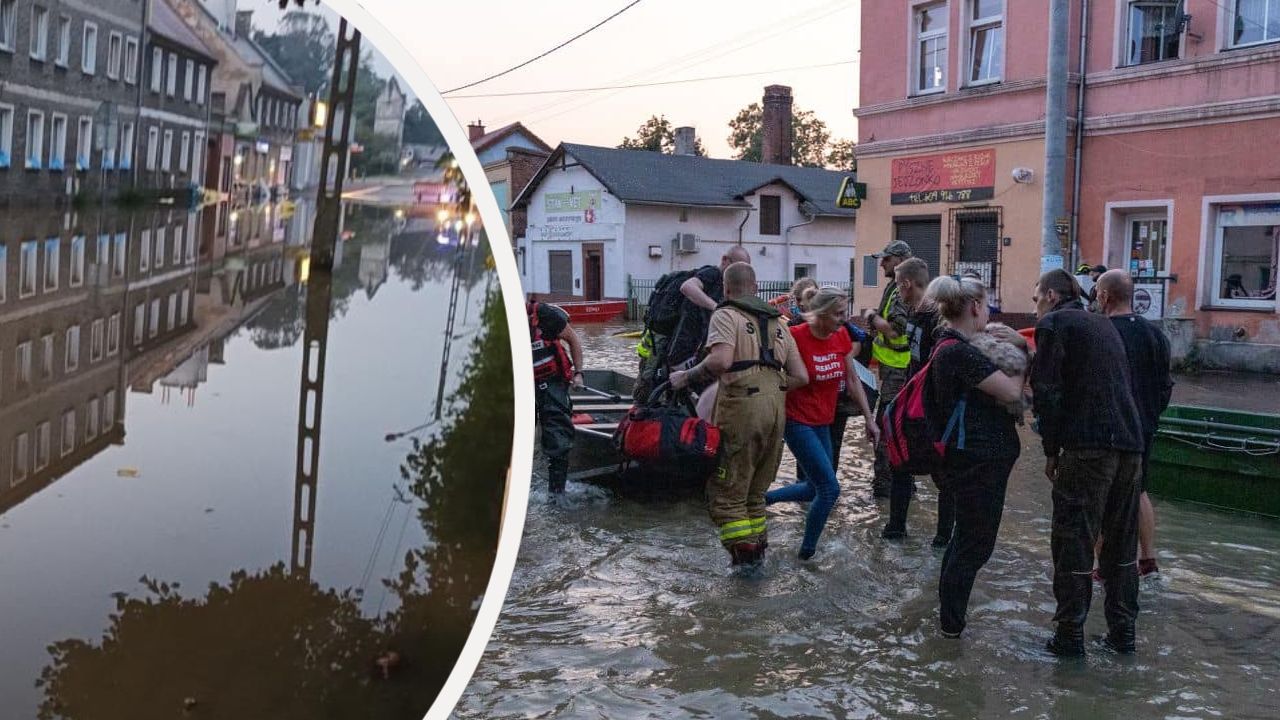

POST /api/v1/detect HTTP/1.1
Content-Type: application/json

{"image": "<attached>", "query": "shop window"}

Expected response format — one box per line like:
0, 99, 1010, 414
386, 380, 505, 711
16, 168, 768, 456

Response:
1231, 0, 1280, 48
1126, 215, 1169, 276
914, 2, 948, 95
1210, 202, 1278, 309
1125, 2, 1182, 66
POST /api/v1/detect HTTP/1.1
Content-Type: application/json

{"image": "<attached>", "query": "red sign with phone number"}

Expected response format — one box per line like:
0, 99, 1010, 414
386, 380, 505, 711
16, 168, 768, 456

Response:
890, 149, 996, 204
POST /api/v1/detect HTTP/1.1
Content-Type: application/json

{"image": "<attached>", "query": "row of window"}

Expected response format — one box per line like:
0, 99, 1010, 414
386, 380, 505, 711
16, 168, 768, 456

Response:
11, 314, 122, 390
909, 0, 1280, 96
149, 45, 209, 106
0, 1, 140, 82
0, 105, 206, 177
130, 289, 193, 347
257, 93, 298, 131
10, 388, 118, 486
0, 226, 197, 302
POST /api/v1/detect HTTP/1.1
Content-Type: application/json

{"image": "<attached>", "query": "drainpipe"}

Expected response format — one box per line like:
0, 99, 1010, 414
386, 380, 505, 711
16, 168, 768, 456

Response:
784, 204, 816, 281
132, 0, 152, 191
737, 207, 751, 246
1069, 0, 1089, 271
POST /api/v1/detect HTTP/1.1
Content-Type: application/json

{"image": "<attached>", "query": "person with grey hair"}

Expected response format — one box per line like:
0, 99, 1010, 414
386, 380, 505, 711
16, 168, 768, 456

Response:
920, 274, 1026, 638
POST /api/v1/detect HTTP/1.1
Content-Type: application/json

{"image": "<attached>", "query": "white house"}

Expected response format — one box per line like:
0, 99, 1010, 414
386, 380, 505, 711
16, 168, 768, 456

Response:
512, 143, 858, 301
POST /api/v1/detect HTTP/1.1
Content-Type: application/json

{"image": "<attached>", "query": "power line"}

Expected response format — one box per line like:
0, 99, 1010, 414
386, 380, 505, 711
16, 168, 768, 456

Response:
441, 0, 645, 95
499, 0, 854, 128
448, 59, 858, 99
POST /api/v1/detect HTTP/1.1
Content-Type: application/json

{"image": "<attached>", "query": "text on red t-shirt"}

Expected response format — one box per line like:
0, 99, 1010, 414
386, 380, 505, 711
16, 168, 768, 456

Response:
786, 323, 853, 426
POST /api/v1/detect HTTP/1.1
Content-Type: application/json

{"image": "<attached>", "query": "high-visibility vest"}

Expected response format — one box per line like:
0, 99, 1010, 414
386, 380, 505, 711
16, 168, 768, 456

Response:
871, 285, 911, 369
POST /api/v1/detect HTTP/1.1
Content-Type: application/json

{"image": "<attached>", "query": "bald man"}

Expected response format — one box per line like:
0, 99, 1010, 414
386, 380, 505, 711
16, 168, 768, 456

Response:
1095, 270, 1173, 577
636, 246, 754, 402
671, 262, 807, 567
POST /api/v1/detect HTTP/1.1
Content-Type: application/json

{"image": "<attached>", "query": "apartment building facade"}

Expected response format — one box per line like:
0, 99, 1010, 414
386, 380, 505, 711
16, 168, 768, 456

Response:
137, 0, 216, 193
0, 0, 146, 203
857, 0, 1280, 369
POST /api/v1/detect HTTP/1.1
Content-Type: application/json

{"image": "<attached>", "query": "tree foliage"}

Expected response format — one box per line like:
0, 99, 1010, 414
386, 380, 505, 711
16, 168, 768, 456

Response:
826, 138, 857, 172
618, 115, 705, 155
728, 102, 837, 167
402, 101, 444, 146
252, 11, 334, 95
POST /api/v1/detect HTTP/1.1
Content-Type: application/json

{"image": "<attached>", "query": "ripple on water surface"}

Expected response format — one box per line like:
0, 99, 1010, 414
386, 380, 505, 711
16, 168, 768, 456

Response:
461, 324, 1280, 719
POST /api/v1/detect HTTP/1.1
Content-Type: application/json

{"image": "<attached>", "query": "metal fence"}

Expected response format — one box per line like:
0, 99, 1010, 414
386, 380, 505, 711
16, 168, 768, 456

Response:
626, 276, 855, 320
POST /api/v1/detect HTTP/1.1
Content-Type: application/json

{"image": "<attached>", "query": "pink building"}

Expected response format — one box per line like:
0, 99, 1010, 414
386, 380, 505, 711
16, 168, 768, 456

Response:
856, 0, 1280, 371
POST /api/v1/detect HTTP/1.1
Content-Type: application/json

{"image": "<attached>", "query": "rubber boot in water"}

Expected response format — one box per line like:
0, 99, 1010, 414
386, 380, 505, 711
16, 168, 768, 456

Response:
1046, 622, 1085, 657
1102, 624, 1136, 654
547, 473, 567, 494
729, 542, 763, 567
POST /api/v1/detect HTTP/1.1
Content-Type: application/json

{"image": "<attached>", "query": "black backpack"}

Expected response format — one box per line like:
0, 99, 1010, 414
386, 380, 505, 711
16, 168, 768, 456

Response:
643, 267, 704, 336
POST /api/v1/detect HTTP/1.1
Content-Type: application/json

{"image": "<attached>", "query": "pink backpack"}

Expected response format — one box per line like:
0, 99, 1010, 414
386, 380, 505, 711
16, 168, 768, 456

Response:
879, 338, 966, 475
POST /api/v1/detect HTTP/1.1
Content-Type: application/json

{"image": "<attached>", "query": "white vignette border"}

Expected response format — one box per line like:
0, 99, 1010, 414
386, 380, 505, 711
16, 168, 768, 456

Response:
320, 0, 534, 717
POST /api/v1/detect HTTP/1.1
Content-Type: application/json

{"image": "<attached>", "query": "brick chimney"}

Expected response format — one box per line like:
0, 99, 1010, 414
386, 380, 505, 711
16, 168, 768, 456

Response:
468, 121, 486, 141
235, 10, 253, 39
761, 85, 793, 165
673, 126, 697, 156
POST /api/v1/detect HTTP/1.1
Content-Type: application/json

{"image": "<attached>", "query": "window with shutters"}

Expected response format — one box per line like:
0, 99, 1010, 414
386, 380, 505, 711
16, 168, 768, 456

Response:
893, 216, 942, 280
548, 250, 573, 294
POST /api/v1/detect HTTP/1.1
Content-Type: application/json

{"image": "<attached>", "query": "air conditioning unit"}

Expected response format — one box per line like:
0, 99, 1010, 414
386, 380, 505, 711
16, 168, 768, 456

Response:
676, 233, 699, 254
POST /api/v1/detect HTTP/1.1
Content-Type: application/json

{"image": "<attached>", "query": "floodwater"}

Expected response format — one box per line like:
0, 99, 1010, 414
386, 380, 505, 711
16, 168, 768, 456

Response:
0, 201, 510, 718
459, 324, 1280, 719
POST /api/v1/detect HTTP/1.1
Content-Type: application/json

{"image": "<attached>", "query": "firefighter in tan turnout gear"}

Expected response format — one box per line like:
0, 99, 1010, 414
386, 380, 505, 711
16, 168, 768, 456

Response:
671, 262, 809, 567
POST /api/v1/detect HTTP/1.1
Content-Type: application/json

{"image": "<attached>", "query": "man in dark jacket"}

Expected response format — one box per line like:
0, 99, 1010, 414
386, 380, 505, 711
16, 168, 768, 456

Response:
1096, 269, 1173, 576
1031, 269, 1145, 657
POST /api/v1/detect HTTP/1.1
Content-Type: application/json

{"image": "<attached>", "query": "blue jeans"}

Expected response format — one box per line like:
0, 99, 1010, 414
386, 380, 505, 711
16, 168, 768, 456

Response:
766, 420, 840, 557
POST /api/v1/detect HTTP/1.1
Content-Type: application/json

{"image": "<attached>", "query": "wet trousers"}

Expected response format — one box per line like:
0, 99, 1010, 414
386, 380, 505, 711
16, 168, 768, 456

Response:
938, 454, 1016, 635
1051, 449, 1142, 632
535, 380, 574, 492
885, 470, 955, 540
872, 367, 909, 494
707, 385, 786, 549
796, 411, 848, 484
766, 420, 840, 557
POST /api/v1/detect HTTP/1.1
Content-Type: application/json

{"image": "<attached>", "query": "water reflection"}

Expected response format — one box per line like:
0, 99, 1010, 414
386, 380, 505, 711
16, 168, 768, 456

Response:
0, 199, 509, 718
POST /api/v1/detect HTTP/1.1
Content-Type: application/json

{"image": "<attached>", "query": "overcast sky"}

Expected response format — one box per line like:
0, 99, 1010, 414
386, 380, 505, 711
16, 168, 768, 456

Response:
255, 0, 860, 159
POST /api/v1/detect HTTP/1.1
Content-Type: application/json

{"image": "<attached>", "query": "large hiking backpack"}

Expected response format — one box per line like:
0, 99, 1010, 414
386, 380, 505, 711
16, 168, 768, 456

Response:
879, 338, 966, 475
643, 268, 703, 336
614, 382, 721, 476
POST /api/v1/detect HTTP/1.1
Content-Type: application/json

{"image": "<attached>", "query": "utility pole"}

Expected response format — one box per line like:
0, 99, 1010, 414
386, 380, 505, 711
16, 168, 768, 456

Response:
1041, 0, 1070, 273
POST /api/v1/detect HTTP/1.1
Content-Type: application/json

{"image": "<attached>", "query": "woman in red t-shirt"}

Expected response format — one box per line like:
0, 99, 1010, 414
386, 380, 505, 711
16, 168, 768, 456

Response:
766, 287, 878, 559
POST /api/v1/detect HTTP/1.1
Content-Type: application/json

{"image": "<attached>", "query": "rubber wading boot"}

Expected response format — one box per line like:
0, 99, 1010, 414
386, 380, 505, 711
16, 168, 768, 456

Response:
1102, 625, 1136, 654
729, 542, 763, 567
548, 474, 566, 494
1046, 623, 1085, 657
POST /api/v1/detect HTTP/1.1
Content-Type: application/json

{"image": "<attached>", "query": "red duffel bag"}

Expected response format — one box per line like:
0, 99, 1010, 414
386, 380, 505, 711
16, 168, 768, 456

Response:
613, 382, 721, 474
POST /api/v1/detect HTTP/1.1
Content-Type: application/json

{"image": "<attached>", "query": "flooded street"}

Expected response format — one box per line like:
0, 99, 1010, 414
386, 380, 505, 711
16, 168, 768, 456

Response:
460, 324, 1279, 719
0, 202, 509, 718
